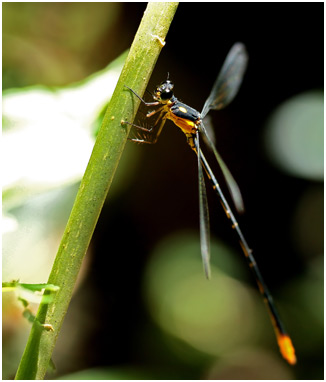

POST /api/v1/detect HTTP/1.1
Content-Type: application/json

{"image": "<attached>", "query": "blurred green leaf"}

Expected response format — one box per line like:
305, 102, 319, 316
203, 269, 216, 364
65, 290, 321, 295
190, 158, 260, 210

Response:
3, 3, 123, 88
143, 232, 263, 358
264, 91, 323, 180
3, 50, 128, 211
3, 281, 59, 306
58, 366, 155, 380
3, 281, 59, 293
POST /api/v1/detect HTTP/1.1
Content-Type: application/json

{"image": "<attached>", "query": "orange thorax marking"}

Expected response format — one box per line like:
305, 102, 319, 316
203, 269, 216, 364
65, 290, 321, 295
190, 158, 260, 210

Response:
167, 111, 197, 134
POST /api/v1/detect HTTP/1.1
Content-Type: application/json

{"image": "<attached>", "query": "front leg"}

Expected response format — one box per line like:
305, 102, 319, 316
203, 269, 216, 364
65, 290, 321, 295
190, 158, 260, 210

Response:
124, 85, 160, 107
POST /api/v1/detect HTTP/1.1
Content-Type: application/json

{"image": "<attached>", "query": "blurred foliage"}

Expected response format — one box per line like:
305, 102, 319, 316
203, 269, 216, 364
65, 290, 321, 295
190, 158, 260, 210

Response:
57, 366, 157, 380
2, 2, 324, 380
2, 50, 136, 285
264, 91, 323, 181
2, 5, 137, 376
144, 234, 266, 357
3, 50, 128, 210
3, 3, 122, 88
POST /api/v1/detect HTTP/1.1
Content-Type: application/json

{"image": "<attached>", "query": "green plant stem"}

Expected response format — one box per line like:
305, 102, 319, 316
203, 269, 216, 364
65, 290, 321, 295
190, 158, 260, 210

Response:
15, 3, 178, 379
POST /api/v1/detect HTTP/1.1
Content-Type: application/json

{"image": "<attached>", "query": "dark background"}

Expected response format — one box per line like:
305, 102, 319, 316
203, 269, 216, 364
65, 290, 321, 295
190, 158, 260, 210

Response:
3, 3, 323, 380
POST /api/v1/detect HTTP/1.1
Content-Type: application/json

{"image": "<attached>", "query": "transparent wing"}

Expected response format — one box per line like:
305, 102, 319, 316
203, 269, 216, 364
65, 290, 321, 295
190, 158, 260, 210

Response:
199, 121, 244, 213
195, 130, 211, 279
201, 42, 248, 118
201, 115, 216, 145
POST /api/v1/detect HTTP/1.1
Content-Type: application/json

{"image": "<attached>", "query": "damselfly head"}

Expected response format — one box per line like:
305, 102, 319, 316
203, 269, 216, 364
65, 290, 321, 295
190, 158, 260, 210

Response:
154, 79, 174, 102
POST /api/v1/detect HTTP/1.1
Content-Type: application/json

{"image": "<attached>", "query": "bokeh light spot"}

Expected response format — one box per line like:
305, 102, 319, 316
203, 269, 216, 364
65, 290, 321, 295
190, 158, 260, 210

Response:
143, 233, 261, 357
264, 91, 323, 180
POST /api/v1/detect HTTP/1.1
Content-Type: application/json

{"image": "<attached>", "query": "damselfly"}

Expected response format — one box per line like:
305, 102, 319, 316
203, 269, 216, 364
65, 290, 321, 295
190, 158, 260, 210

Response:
123, 42, 296, 365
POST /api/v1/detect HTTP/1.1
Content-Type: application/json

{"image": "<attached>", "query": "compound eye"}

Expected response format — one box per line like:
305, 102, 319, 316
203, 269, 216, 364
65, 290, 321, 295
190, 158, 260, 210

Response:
160, 89, 173, 100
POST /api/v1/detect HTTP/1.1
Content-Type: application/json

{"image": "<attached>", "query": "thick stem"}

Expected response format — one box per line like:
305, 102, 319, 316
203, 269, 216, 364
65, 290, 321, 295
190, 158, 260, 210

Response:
15, 3, 179, 379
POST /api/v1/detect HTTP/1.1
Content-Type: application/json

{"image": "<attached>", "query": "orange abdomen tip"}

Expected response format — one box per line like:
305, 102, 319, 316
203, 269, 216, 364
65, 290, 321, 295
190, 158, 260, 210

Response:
278, 334, 297, 365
